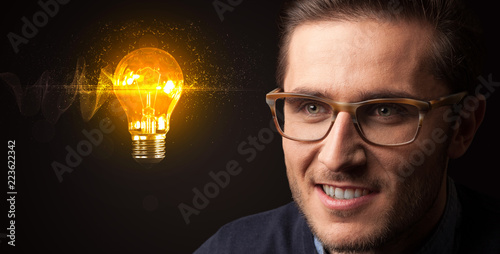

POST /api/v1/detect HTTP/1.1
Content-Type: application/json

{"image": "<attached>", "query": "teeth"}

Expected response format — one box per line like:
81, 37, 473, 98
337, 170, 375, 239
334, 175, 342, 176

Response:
322, 185, 371, 200
323, 185, 332, 197
344, 189, 354, 199
354, 189, 362, 198
335, 188, 344, 199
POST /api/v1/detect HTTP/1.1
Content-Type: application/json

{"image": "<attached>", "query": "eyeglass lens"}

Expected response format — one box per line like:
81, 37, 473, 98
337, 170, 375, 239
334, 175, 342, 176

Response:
274, 97, 420, 145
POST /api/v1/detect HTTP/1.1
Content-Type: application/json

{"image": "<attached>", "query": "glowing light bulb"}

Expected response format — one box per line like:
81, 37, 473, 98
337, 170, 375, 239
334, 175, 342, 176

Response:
113, 47, 183, 167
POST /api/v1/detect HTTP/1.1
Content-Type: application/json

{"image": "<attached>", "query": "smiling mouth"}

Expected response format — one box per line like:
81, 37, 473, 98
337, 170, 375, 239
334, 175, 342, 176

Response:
322, 185, 373, 200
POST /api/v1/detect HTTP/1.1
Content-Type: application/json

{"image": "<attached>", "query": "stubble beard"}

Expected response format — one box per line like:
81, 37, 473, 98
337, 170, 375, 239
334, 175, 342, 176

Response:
289, 156, 446, 253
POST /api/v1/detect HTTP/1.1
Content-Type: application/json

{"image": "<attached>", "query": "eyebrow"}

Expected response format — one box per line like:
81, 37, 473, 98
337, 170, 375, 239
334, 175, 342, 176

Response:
287, 87, 331, 98
286, 87, 427, 101
357, 90, 427, 101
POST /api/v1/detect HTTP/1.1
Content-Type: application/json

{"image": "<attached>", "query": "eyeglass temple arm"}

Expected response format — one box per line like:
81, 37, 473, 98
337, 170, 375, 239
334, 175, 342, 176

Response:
267, 88, 282, 94
266, 88, 282, 107
429, 91, 467, 108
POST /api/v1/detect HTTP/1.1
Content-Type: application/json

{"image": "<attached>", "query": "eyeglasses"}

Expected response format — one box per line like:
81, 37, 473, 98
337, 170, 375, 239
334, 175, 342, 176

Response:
266, 88, 467, 146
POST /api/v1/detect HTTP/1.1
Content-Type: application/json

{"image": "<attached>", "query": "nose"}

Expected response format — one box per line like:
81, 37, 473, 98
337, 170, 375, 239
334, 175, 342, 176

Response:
317, 112, 367, 172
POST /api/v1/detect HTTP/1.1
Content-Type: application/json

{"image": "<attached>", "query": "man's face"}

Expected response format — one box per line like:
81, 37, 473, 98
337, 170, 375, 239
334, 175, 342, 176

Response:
283, 20, 452, 252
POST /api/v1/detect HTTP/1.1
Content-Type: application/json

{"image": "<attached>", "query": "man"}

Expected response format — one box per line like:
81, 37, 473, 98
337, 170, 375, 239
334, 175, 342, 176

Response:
195, 0, 500, 253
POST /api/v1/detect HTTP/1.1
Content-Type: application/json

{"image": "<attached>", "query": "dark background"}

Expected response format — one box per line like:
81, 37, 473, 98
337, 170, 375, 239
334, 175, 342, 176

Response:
0, 0, 498, 253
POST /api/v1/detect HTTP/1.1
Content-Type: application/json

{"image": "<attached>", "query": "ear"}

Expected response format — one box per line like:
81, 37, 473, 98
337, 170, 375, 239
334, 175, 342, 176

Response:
447, 95, 486, 159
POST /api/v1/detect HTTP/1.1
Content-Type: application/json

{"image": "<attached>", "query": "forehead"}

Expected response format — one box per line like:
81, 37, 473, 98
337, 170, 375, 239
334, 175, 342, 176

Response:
284, 20, 448, 101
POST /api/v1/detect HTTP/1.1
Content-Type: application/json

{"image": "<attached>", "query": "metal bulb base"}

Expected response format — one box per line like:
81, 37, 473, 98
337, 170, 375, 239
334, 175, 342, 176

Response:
132, 139, 165, 168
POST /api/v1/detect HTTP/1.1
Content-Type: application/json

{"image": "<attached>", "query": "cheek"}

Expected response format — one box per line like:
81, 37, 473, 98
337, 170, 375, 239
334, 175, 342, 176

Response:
365, 147, 408, 183
283, 139, 317, 176
364, 143, 441, 191
401, 122, 451, 176
372, 136, 449, 190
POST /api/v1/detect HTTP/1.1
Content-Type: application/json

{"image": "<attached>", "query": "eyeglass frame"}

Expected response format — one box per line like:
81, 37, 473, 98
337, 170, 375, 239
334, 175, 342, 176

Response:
265, 88, 468, 146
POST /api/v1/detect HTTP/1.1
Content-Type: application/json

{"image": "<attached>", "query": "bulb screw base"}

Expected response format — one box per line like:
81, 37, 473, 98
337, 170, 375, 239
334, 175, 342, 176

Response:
132, 139, 165, 168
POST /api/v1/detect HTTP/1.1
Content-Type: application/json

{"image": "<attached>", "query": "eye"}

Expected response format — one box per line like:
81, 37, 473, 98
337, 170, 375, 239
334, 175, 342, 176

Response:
306, 103, 321, 114
377, 106, 393, 117
284, 98, 331, 118
366, 103, 418, 119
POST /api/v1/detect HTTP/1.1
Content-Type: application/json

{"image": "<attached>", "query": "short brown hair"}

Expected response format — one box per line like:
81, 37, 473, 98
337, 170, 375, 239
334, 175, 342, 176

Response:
276, 0, 484, 94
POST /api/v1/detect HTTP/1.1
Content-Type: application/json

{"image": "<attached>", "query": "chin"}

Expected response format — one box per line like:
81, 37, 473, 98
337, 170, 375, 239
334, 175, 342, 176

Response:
303, 197, 393, 252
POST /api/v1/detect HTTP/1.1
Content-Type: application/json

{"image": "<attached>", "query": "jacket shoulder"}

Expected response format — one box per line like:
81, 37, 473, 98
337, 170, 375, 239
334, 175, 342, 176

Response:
194, 202, 313, 254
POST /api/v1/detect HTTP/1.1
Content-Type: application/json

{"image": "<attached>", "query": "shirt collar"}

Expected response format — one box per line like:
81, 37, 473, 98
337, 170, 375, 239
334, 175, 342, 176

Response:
314, 235, 325, 254
313, 177, 461, 254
